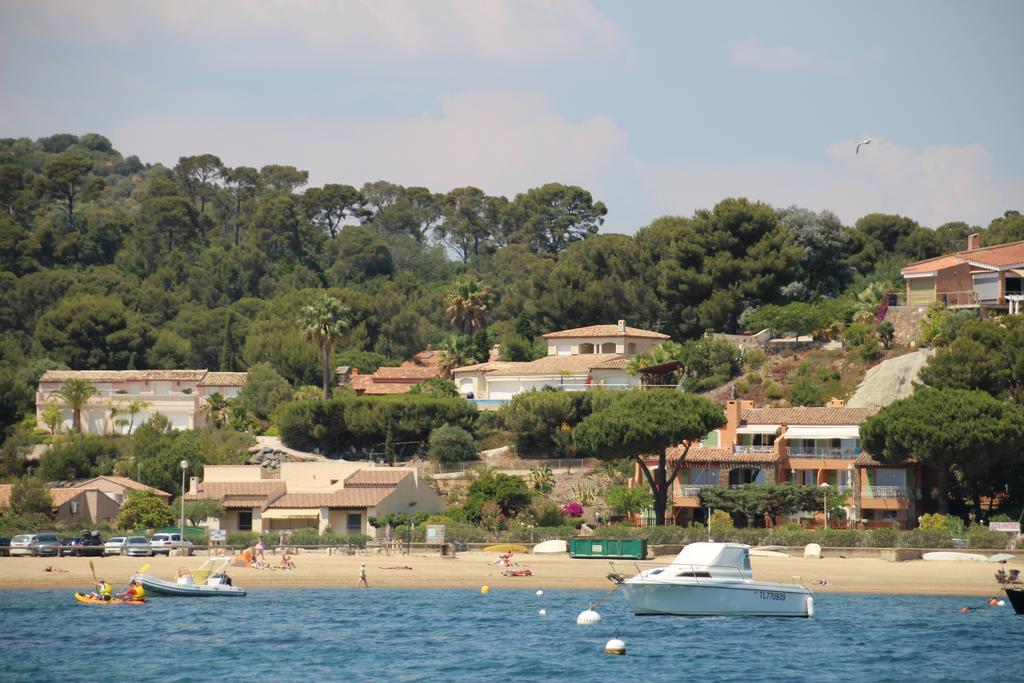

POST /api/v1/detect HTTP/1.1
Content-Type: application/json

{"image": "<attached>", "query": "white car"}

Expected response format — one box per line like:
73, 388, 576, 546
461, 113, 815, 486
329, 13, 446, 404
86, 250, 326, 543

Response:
9, 534, 39, 557
149, 533, 193, 556
104, 536, 126, 556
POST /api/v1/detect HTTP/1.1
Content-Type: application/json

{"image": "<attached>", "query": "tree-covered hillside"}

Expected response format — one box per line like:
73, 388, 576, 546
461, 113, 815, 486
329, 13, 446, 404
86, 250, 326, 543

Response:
2, 132, 1023, 441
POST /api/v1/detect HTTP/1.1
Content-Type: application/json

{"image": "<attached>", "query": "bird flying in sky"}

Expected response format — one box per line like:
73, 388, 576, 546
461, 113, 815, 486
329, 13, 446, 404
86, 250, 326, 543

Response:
856, 138, 874, 154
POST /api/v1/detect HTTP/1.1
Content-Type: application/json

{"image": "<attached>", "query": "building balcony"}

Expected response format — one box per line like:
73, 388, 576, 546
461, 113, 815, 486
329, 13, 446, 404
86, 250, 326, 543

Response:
732, 445, 775, 454
863, 486, 907, 499
787, 447, 861, 459
677, 484, 714, 497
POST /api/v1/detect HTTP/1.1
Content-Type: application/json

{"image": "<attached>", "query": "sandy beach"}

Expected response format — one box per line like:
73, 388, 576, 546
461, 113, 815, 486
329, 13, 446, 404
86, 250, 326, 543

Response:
0, 550, 1011, 596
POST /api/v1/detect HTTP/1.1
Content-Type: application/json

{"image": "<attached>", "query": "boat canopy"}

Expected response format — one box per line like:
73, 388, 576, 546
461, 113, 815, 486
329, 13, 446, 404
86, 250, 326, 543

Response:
670, 543, 751, 572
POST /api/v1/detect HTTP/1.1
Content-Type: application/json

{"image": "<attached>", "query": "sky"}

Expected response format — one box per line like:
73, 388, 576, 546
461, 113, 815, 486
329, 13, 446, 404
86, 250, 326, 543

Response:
1, 0, 1022, 234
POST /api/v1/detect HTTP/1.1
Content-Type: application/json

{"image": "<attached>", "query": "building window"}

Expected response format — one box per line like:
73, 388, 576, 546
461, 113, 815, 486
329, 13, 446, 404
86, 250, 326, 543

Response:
238, 510, 253, 531
578, 343, 595, 354
600, 342, 616, 353
627, 343, 637, 354
69, 501, 79, 514
346, 513, 362, 534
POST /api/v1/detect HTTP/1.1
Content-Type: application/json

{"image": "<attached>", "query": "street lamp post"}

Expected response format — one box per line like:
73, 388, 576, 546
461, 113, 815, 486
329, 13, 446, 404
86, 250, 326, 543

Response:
180, 460, 189, 551
819, 482, 830, 528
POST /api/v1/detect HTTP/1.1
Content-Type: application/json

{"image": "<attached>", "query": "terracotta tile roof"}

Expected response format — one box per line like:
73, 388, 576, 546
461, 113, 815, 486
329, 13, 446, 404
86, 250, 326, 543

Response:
592, 358, 631, 369
903, 239, 1024, 274
371, 367, 443, 381
901, 254, 962, 275
39, 370, 208, 383
543, 324, 670, 340
663, 446, 780, 465
49, 488, 84, 507
344, 469, 411, 487
0, 484, 11, 508
960, 240, 1024, 268
403, 350, 442, 368
269, 488, 392, 509
485, 354, 629, 376
741, 407, 878, 426
197, 372, 248, 387
74, 476, 171, 497
854, 453, 883, 466
451, 361, 521, 374
184, 481, 286, 507
358, 382, 422, 395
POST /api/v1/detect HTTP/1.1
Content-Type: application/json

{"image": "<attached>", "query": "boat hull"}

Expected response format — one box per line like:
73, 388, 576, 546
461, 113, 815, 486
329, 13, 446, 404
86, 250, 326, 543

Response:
621, 580, 812, 617
1005, 587, 1024, 615
136, 573, 246, 597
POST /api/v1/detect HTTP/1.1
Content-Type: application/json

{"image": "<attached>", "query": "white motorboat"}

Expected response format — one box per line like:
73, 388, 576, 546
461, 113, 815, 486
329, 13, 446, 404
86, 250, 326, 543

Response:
619, 542, 812, 617
135, 559, 246, 597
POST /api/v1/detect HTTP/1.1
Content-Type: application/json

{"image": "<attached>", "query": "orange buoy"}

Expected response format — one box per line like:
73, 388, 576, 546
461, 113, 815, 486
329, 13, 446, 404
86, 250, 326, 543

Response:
987, 598, 998, 607
960, 607, 970, 614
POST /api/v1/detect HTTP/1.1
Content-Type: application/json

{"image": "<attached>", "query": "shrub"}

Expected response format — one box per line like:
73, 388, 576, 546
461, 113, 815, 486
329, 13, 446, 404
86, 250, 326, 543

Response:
428, 424, 477, 465
523, 500, 567, 527
561, 501, 584, 518
918, 513, 965, 533
116, 490, 174, 530
763, 381, 784, 400
604, 484, 653, 516
744, 348, 767, 370
965, 524, 1010, 549
709, 509, 734, 529
499, 390, 591, 453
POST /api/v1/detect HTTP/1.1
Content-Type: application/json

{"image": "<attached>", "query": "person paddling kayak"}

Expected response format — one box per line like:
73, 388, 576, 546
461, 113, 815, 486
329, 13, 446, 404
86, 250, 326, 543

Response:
90, 580, 113, 601
116, 578, 146, 602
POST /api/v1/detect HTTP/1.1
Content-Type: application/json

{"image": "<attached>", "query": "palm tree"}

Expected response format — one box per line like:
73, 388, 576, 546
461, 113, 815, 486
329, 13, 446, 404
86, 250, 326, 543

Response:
202, 392, 231, 429
112, 399, 149, 434
445, 276, 491, 334
52, 379, 99, 433
299, 293, 350, 399
439, 336, 476, 373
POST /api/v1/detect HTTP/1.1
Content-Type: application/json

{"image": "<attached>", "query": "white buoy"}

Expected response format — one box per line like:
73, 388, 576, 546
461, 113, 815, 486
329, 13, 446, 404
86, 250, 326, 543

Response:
997, 600, 1006, 607
577, 608, 602, 625
536, 589, 544, 596
539, 609, 547, 616
605, 637, 626, 656
806, 596, 814, 618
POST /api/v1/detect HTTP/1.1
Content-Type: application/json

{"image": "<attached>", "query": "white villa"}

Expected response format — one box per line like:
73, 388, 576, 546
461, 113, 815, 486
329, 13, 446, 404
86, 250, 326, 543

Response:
452, 321, 669, 407
36, 370, 247, 434
184, 461, 444, 535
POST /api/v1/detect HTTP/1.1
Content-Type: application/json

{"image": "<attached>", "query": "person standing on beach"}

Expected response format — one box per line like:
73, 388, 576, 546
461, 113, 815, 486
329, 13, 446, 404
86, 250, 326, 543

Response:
255, 537, 266, 566
357, 563, 369, 588
384, 523, 392, 555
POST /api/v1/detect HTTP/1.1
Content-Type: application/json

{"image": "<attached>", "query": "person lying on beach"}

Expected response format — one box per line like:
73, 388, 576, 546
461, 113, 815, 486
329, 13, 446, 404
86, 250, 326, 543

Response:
43, 566, 69, 573
379, 566, 413, 570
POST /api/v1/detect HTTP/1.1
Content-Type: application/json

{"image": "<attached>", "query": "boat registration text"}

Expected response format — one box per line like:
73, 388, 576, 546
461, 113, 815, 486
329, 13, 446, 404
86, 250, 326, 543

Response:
758, 591, 787, 601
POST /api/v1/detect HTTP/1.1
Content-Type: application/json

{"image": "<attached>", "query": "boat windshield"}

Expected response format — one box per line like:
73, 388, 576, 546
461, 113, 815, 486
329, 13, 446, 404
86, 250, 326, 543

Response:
670, 543, 751, 573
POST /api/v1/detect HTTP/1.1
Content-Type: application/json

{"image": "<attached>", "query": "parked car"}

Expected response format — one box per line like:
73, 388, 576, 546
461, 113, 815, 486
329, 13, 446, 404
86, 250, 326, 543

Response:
104, 536, 127, 556
122, 536, 153, 557
29, 533, 63, 557
0, 537, 10, 557
64, 531, 105, 557
9, 534, 38, 557
149, 533, 194, 556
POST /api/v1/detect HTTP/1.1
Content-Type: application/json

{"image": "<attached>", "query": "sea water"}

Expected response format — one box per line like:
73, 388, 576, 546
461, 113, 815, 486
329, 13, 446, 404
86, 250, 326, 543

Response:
1, 589, 1022, 682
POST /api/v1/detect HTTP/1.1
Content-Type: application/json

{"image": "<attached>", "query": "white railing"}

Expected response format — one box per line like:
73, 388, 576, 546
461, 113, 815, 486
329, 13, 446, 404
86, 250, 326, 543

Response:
787, 447, 861, 459
864, 486, 906, 498
733, 444, 770, 454
677, 485, 714, 497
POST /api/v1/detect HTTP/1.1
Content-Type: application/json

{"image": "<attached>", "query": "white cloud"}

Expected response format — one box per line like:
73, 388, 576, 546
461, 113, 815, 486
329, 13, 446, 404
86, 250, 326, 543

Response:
21, 0, 629, 66
639, 137, 1024, 228
729, 39, 852, 75
111, 89, 630, 199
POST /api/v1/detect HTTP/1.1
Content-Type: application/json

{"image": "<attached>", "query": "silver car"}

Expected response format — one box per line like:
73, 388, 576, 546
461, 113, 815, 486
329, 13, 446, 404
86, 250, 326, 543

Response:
123, 536, 152, 557
149, 533, 194, 556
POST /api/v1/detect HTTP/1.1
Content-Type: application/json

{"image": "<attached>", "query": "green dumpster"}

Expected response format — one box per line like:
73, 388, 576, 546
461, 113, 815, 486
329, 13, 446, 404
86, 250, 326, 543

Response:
569, 538, 647, 560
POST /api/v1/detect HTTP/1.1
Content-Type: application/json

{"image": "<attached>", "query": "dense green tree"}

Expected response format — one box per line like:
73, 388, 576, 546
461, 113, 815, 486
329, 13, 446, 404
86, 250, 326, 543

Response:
324, 225, 394, 284
463, 471, 532, 521
38, 435, 120, 481
175, 154, 224, 214
445, 276, 491, 334
0, 367, 33, 436
35, 294, 153, 370
604, 484, 654, 516
259, 165, 308, 194
236, 362, 293, 421
303, 184, 365, 237
776, 206, 849, 296
117, 490, 174, 529
918, 317, 1024, 399
243, 321, 320, 386
298, 293, 350, 399
182, 498, 225, 525
10, 476, 54, 516
505, 183, 606, 254
435, 187, 505, 262
699, 484, 842, 527
574, 391, 725, 525
42, 152, 100, 229
982, 211, 1024, 246
861, 387, 1024, 515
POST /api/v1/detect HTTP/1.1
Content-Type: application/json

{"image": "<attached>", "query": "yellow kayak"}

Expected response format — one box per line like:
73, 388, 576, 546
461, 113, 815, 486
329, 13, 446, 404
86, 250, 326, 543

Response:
483, 544, 527, 554
74, 593, 145, 605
